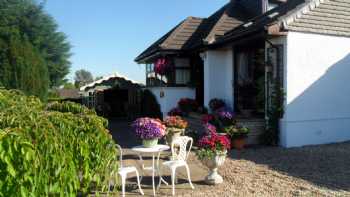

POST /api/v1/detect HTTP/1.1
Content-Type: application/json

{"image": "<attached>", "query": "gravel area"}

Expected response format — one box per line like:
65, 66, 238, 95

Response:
122, 142, 350, 197
188, 143, 350, 197
110, 121, 350, 197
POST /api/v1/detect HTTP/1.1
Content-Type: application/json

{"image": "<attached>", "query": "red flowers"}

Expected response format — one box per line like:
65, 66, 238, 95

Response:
198, 124, 231, 151
178, 98, 198, 113
201, 114, 214, 124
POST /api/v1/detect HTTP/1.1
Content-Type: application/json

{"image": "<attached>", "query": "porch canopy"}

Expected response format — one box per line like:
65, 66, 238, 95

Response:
80, 73, 143, 92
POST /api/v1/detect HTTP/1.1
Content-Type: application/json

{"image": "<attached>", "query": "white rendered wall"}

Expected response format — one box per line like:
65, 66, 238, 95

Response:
281, 31, 350, 147
147, 87, 196, 117
202, 49, 234, 110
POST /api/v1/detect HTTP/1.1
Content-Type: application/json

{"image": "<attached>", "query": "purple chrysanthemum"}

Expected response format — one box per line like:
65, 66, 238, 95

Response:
132, 118, 166, 140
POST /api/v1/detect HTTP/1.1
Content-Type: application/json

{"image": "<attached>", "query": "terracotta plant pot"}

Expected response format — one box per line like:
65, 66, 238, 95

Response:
232, 138, 246, 150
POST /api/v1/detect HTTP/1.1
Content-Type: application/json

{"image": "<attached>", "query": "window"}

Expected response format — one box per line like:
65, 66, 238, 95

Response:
174, 58, 191, 85
146, 58, 192, 87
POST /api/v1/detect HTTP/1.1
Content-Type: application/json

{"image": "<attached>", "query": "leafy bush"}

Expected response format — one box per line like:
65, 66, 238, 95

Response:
0, 89, 118, 196
141, 89, 162, 119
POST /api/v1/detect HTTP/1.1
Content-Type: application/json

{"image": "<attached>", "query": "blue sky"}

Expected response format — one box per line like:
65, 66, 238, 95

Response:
44, 0, 229, 83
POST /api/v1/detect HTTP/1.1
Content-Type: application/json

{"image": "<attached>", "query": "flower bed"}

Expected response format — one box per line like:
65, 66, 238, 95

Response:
203, 98, 250, 148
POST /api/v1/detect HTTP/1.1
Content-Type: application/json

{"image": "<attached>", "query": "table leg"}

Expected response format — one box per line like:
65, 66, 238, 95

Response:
152, 154, 156, 196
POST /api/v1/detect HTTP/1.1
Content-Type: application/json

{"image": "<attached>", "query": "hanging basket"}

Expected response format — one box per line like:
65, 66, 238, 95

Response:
154, 58, 174, 76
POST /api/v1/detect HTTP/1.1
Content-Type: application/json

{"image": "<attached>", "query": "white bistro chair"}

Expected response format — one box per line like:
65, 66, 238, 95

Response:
158, 136, 195, 196
116, 144, 144, 197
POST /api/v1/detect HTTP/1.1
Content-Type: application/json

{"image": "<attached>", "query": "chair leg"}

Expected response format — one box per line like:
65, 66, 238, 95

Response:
135, 170, 144, 195
120, 174, 126, 197
157, 165, 162, 189
171, 167, 176, 196
185, 164, 194, 189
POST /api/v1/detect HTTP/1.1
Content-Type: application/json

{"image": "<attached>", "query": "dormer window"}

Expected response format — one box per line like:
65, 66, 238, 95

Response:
268, 3, 278, 10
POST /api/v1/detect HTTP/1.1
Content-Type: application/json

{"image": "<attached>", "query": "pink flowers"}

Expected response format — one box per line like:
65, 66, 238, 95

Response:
204, 123, 217, 135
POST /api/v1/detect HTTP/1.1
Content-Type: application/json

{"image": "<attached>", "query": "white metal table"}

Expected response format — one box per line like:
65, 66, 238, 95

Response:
131, 144, 170, 196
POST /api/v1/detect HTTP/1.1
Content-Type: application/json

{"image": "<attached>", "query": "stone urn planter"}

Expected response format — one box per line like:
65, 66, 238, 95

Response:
200, 150, 227, 185
165, 127, 184, 145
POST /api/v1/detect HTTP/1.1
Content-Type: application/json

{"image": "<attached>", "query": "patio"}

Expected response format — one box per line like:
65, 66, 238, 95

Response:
110, 121, 350, 197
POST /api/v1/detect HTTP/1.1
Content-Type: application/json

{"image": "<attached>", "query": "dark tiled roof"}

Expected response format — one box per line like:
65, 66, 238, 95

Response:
204, 2, 255, 44
135, 1, 256, 63
216, 0, 308, 44
218, 0, 350, 44
135, 17, 205, 62
136, 0, 350, 63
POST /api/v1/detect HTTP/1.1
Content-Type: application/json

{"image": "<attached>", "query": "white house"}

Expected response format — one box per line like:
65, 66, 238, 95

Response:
135, 0, 350, 148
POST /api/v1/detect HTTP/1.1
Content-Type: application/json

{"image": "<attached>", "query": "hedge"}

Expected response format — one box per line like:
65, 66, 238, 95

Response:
0, 90, 118, 196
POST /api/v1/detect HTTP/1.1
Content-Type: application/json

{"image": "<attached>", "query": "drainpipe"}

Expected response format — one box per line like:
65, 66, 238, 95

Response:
265, 38, 284, 145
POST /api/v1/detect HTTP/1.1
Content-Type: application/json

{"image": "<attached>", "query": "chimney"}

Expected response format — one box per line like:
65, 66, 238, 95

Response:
236, 0, 267, 15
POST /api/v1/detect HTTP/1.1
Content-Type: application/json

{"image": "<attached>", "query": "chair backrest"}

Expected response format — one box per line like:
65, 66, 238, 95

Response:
116, 144, 123, 168
171, 136, 193, 161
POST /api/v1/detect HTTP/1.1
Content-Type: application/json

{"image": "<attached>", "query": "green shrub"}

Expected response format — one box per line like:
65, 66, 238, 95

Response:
141, 89, 163, 119
47, 101, 96, 116
0, 89, 118, 196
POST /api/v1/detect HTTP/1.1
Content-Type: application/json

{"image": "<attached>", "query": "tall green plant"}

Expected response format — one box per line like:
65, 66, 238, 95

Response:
0, 0, 71, 98
262, 86, 285, 146
0, 90, 118, 196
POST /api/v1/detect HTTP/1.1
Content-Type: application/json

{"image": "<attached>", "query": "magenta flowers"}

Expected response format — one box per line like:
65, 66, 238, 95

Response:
154, 58, 173, 75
